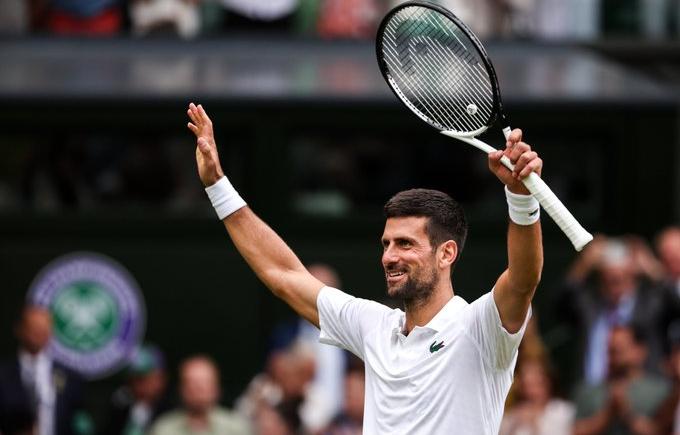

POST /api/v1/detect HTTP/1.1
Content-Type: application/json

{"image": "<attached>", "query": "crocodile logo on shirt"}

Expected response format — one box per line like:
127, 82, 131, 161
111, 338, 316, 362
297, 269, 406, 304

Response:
430, 340, 445, 353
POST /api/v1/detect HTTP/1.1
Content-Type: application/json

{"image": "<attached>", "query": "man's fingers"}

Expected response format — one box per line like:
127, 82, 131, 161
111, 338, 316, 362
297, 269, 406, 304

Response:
513, 151, 537, 176
197, 104, 212, 126
488, 150, 505, 171
506, 142, 531, 163
188, 103, 202, 126
506, 128, 522, 146
519, 158, 542, 178
187, 122, 198, 134
187, 108, 199, 125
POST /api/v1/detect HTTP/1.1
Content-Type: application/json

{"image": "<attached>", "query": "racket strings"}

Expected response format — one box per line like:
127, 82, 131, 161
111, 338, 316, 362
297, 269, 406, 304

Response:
384, 30, 486, 133
384, 39, 461, 130
388, 15, 492, 130
410, 35, 493, 129
386, 20, 469, 124
383, 31, 464, 130
395, 19, 488, 127
381, 6, 495, 133
390, 10, 493, 111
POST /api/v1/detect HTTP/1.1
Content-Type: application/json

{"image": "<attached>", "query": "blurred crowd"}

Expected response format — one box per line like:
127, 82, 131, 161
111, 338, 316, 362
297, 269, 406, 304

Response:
0, 0, 678, 40
1, 229, 680, 435
501, 226, 680, 435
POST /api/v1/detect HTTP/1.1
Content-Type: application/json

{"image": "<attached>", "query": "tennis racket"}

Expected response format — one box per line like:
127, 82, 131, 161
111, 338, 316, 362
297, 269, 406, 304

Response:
376, 1, 593, 251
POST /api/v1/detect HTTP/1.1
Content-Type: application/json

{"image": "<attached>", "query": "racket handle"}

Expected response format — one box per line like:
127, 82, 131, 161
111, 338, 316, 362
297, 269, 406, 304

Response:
521, 172, 593, 251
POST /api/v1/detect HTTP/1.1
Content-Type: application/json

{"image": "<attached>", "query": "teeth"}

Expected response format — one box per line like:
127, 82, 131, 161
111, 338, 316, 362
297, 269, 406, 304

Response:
388, 271, 405, 277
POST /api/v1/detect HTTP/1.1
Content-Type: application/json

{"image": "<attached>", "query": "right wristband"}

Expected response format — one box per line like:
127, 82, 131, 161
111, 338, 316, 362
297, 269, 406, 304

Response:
205, 176, 246, 220
505, 186, 540, 225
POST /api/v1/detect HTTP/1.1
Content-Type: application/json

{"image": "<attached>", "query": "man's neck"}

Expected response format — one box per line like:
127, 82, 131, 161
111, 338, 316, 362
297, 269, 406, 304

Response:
186, 409, 211, 431
403, 281, 454, 334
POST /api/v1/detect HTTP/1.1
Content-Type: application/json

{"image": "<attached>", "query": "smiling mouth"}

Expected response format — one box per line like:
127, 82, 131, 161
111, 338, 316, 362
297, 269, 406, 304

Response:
386, 270, 407, 283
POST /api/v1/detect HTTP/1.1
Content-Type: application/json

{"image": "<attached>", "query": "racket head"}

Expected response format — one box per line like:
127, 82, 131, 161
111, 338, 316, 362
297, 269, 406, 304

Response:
376, 1, 506, 137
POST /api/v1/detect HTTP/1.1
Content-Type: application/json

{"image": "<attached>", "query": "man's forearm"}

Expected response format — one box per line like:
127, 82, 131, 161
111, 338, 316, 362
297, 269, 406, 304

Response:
224, 207, 306, 293
506, 221, 543, 294
222, 207, 323, 325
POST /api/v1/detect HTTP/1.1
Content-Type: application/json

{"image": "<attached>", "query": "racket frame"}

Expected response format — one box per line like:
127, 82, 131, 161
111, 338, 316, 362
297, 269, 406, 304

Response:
376, 0, 509, 135
376, 0, 593, 251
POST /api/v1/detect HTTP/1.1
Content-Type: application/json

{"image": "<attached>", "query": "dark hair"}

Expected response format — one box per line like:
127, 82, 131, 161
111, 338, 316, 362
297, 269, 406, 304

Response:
384, 188, 467, 257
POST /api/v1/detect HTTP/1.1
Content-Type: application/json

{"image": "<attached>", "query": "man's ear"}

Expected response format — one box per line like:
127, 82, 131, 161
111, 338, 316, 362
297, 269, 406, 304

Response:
438, 240, 458, 269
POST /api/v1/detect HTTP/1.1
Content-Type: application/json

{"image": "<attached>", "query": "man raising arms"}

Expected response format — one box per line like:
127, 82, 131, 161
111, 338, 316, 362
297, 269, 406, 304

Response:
187, 102, 543, 434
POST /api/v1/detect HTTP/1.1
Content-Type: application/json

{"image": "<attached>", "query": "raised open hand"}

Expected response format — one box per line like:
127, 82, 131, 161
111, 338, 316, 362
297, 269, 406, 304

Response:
187, 103, 224, 187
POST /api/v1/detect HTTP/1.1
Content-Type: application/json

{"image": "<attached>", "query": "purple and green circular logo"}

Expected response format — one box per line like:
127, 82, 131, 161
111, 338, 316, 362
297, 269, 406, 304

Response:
28, 253, 145, 379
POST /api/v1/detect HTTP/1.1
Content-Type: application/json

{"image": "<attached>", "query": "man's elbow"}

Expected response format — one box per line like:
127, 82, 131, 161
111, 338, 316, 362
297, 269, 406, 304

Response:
261, 267, 306, 301
511, 267, 542, 295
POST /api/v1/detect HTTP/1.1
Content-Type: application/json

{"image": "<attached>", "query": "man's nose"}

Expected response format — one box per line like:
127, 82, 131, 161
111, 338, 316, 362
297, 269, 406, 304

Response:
382, 245, 398, 266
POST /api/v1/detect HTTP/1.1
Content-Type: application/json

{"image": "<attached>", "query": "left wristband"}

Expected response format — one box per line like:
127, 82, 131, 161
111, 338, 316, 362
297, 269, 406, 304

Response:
205, 176, 246, 220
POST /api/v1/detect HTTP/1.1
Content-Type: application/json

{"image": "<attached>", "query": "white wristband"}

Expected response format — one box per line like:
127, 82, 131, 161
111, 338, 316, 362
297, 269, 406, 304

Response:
505, 186, 540, 225
205, 176, 247, 220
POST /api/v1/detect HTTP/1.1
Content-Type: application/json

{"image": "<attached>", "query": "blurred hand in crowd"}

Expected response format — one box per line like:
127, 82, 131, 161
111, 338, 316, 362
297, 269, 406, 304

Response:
625, 234, 665, 282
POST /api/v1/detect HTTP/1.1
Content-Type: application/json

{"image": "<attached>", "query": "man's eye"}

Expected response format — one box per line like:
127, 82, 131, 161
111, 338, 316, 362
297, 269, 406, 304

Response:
399, 241, 412, 248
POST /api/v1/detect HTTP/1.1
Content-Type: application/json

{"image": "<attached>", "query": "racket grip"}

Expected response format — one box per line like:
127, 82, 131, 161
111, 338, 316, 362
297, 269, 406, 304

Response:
522, 172, 593, 251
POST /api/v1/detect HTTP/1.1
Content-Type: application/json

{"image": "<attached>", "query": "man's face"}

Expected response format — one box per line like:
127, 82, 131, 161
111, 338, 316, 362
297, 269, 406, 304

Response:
381, 217, 439, 302
180, 360, 219, 414
607, 328, 645, 378
658, 230, 680, 279
130, 369, 166, 402
599, 263, 636, 304
17, 308, 52, 355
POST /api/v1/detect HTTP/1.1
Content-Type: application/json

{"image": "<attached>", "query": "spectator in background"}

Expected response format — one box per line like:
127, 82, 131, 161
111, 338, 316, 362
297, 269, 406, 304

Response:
149, 356, 251, 435
239, 263, 346, 433
316, 0, 380, 39
219, 0, 299, 33
323, 359, 365, 435
32, 0, 123, 35
236, 341, 315, 434
573, 325, 670, 435
556, 235, 665, 385
252, 402, 299, 435
104, 344, 171, 435
655, 323, 680, 435
128, 0, 200, 38
656, 226, 680, 354
499, 359, 574, 435
298, 264, 347, 431
0, 0, 30, 34
0, 305, 85, 435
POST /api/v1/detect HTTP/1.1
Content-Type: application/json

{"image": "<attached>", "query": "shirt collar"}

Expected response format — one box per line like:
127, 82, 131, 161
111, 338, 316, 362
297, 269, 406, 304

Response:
392, 295, 468, 336
19, 349, 50, 368
425, 295, 468, 332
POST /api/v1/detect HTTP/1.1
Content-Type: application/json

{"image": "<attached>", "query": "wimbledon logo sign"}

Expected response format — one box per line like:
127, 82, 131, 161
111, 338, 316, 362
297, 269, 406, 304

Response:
28, 253, 146, 379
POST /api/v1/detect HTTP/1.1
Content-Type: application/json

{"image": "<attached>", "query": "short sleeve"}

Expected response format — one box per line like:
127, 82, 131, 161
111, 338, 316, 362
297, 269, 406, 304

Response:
464, 289, 531, 370
317, 287, 391, 359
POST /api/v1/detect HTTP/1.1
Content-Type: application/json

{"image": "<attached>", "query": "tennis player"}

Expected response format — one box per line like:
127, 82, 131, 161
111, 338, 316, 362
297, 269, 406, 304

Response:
187, 102, 543, 434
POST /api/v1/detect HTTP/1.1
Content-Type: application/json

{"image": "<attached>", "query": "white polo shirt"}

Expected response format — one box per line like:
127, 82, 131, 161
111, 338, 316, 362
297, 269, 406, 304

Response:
317, 286, 530, 435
